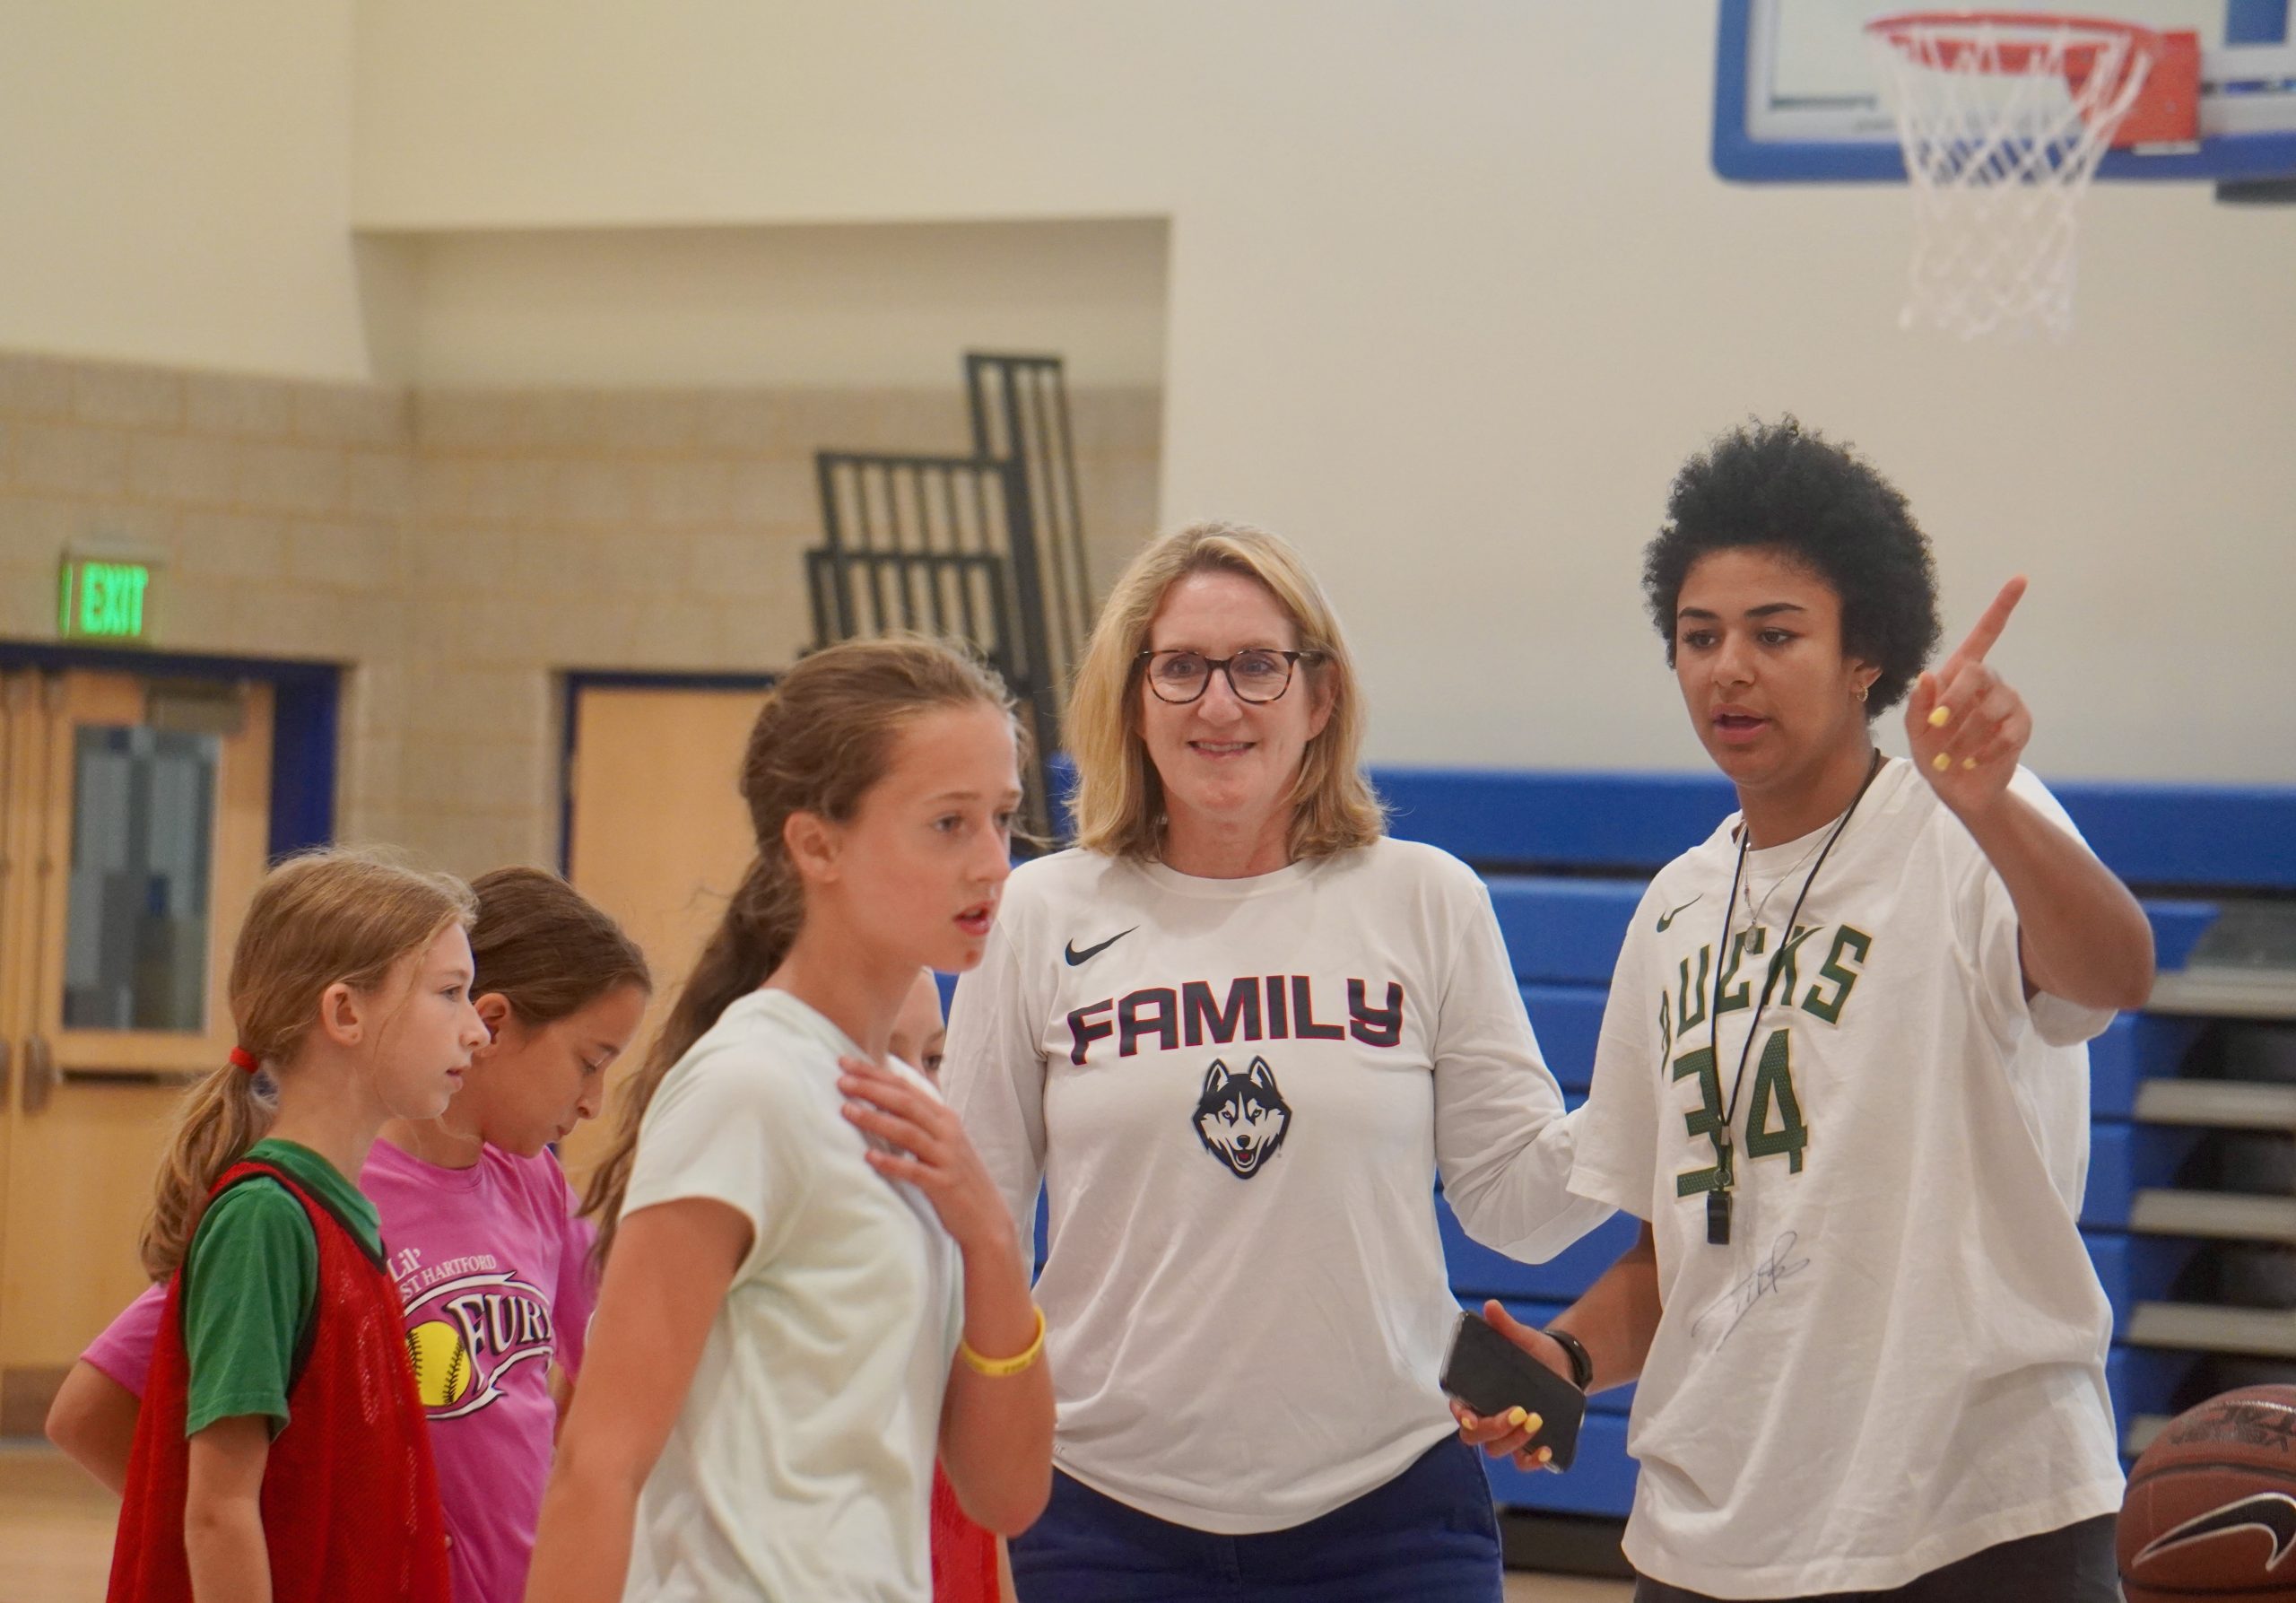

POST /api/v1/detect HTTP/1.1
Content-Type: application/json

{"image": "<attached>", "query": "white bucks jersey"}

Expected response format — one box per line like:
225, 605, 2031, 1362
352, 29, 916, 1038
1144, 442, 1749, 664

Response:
1570, 760, 2126, 1597
943, 838, 1600, 1535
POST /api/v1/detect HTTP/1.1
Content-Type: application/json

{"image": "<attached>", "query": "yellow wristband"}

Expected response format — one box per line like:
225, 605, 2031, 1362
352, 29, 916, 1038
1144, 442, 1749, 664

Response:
959, 1304, 1047, 1378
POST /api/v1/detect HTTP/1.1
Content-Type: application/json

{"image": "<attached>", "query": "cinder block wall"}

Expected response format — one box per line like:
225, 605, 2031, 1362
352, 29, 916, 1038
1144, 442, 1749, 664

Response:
0, 352, 1161, 875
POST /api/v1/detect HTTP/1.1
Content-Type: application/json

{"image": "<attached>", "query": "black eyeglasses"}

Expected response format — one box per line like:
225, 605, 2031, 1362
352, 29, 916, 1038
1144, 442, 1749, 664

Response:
1135, 648, 1320, 705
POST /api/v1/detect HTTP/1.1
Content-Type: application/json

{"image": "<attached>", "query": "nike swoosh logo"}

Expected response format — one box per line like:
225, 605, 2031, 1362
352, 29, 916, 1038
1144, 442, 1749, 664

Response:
2135, 1490, 2296, 1573
1656, 894, 1703, 933
1064, 928, 1137, 966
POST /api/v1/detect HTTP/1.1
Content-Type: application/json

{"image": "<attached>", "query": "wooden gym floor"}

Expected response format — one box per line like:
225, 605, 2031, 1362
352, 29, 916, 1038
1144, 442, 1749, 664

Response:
0, 1441, 1631, 1600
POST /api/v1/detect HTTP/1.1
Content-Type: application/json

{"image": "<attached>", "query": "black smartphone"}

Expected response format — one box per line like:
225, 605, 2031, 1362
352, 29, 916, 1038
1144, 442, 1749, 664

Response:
1438, 1310, 1587, 1471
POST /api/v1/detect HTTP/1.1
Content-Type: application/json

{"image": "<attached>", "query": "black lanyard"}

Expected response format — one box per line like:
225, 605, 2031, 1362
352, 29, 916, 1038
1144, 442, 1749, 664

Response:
1704, 749, 1884, 1247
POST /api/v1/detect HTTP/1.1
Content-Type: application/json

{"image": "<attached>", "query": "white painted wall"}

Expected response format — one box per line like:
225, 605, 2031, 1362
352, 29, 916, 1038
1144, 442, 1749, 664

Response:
0, 3, 382, 379
5, 2, 2288, 779
349, 1, 2296, 781
393, 220, 1168, 388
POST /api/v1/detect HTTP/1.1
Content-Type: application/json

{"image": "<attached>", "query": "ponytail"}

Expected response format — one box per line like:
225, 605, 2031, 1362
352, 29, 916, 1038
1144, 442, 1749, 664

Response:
137, 1059, 277, 1280
583, 853, 800, 1263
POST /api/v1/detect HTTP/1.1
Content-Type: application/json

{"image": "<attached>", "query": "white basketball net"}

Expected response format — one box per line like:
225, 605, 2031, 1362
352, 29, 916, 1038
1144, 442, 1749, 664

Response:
1867, 14, 2159, 338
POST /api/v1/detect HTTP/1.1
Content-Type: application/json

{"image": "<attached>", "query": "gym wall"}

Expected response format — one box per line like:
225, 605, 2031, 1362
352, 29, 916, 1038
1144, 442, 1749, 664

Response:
4, 2, 2290, 786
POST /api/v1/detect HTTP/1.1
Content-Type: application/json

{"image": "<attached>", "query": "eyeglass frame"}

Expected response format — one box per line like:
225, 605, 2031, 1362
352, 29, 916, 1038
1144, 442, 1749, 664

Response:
1133, 647, 1324, 706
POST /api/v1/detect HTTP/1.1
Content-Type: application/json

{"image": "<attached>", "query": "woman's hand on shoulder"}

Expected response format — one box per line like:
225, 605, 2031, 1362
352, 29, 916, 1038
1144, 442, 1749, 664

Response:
837, 1055, 1014, 1260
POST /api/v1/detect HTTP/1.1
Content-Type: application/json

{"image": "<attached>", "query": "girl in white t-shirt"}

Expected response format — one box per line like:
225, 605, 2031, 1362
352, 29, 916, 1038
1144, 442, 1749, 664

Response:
524, 639, 1056, 1603
1459, 418, 2155, 1602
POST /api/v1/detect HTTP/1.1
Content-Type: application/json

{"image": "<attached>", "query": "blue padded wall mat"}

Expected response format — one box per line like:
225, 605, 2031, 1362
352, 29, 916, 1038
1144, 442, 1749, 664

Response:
1376, 766, 2296, 891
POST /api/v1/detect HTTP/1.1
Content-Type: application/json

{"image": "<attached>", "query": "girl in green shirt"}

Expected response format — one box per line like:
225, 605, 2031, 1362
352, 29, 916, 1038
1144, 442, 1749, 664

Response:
109, 849, 491, 1603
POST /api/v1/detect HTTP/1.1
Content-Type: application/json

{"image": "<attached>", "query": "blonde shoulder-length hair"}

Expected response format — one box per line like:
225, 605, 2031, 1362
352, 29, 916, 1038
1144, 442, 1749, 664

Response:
1066, 518, 1385, 861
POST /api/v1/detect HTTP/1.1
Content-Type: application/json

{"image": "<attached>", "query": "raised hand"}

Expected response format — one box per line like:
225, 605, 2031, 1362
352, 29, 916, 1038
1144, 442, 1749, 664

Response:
1905, 576, 2030, 817
836, 1053, 1013, 1259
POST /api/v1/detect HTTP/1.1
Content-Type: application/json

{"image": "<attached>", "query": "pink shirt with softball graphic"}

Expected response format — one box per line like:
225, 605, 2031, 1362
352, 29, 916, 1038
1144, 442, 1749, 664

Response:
83, 1140, 598, 1603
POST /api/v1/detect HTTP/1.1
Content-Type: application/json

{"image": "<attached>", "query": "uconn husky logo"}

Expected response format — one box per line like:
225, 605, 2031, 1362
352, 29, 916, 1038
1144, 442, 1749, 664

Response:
1194, 1057, 1292, 1179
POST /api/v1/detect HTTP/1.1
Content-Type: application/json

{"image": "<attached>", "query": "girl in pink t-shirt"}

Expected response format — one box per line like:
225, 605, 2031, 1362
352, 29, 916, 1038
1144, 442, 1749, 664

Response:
51, 867, 651, 1603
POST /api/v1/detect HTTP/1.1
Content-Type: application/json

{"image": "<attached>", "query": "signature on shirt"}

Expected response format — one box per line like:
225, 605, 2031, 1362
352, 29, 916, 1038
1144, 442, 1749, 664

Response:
1691, 1232, 1812, 1348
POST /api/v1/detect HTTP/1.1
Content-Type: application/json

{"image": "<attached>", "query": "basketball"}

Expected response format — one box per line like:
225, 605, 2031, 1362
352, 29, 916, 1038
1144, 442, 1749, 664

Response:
2119, 1386, 2296, 1600
405, 1320, 475, 1409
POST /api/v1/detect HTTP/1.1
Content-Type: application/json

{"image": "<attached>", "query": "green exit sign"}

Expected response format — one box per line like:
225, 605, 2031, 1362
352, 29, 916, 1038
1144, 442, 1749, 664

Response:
58, 552, 161, 642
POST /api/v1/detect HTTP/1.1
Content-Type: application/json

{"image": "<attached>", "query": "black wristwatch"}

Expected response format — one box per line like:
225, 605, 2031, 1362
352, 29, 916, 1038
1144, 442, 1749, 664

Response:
1544, 1326, 1594, 1391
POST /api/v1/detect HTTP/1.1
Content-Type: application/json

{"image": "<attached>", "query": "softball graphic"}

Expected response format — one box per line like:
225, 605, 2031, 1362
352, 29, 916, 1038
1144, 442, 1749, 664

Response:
405, 1320, 474, 1408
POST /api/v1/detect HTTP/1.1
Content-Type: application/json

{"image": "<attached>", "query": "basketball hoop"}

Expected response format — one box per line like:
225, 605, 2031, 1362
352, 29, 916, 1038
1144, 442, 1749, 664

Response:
1866, 11, 2196, 339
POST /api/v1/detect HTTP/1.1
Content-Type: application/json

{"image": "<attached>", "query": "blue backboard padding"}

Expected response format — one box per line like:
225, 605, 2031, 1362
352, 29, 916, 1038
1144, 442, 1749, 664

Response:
2084, 1122, 2205, 1227
2231, 0, 2292, 44
1486, 878, 1645, 986
1375, 765, 2296, 891
1523, 984, 1606, 1092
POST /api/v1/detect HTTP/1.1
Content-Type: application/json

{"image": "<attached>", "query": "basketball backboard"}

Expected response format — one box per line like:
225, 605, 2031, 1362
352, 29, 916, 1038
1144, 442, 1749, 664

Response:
1714, 0, 2296, 187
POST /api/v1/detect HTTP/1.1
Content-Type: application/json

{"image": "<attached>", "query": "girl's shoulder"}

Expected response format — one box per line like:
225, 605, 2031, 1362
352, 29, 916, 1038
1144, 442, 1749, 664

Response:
648, 990, 851, 1129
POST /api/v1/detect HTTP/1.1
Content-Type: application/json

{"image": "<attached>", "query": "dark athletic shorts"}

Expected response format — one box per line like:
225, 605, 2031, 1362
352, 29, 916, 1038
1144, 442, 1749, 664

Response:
1631, 1513, 2120, 1603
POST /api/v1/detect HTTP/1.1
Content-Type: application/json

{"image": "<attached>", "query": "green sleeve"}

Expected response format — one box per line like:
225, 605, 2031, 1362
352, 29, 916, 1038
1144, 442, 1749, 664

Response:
181, 1179, 318, 1436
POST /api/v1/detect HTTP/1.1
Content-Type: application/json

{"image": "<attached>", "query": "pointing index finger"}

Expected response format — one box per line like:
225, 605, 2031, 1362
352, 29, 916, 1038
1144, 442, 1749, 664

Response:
1943, 575, 2027, 675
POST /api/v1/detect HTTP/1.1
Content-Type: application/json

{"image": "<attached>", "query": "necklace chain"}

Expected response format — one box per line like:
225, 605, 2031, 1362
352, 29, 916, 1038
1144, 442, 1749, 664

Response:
1742, 836, 1828, 927
1733, 765, 1880, 927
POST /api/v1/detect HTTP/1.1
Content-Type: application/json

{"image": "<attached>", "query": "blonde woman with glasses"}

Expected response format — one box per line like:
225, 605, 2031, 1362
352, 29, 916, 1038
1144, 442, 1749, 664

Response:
944, 520, 1606, 1602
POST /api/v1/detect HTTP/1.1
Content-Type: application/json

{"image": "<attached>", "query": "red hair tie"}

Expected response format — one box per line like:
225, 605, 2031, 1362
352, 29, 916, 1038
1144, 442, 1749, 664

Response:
229, 1046, 261, 1075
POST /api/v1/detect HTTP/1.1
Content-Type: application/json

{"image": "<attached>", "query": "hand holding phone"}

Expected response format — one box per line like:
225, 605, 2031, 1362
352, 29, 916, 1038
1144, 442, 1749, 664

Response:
1439, 1308, 1587, 1471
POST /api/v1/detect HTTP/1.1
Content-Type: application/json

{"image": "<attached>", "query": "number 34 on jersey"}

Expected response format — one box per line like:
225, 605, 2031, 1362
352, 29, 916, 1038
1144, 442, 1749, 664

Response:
1657, 920, 1874, 1197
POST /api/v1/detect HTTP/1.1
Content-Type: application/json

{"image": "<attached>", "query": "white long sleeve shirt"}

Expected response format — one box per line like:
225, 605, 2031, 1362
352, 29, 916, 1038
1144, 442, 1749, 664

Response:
944, 837, 1608, 1532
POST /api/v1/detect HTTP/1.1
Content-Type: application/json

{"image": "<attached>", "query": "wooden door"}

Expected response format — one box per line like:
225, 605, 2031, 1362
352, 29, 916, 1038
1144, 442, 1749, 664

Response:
560, 684, 769, 1191
0, 670, 272, 1432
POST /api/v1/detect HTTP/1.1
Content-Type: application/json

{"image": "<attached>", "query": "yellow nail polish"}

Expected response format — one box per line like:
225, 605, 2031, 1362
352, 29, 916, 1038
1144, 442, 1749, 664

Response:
1961, 757, 1977, 771
1506, 1407, 1527, 1427
1931, 753, 1951, 772
1928, 705, 1952, 727
1536, 1447, 1553, 1465
1523, 1413, 1542, 1435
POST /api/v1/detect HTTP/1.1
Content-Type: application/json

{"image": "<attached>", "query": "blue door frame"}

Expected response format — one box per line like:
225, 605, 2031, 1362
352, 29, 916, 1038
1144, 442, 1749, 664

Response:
0, 642, 340, 860
557, 669, 778, 876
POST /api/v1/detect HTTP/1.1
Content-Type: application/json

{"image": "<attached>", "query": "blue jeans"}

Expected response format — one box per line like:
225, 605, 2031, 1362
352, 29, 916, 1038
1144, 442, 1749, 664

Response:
1010, 1436, 1504, 1603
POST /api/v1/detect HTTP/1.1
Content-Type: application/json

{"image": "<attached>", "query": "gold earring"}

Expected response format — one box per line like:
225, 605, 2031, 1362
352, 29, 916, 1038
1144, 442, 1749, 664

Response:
1854, 682, 1870, 703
